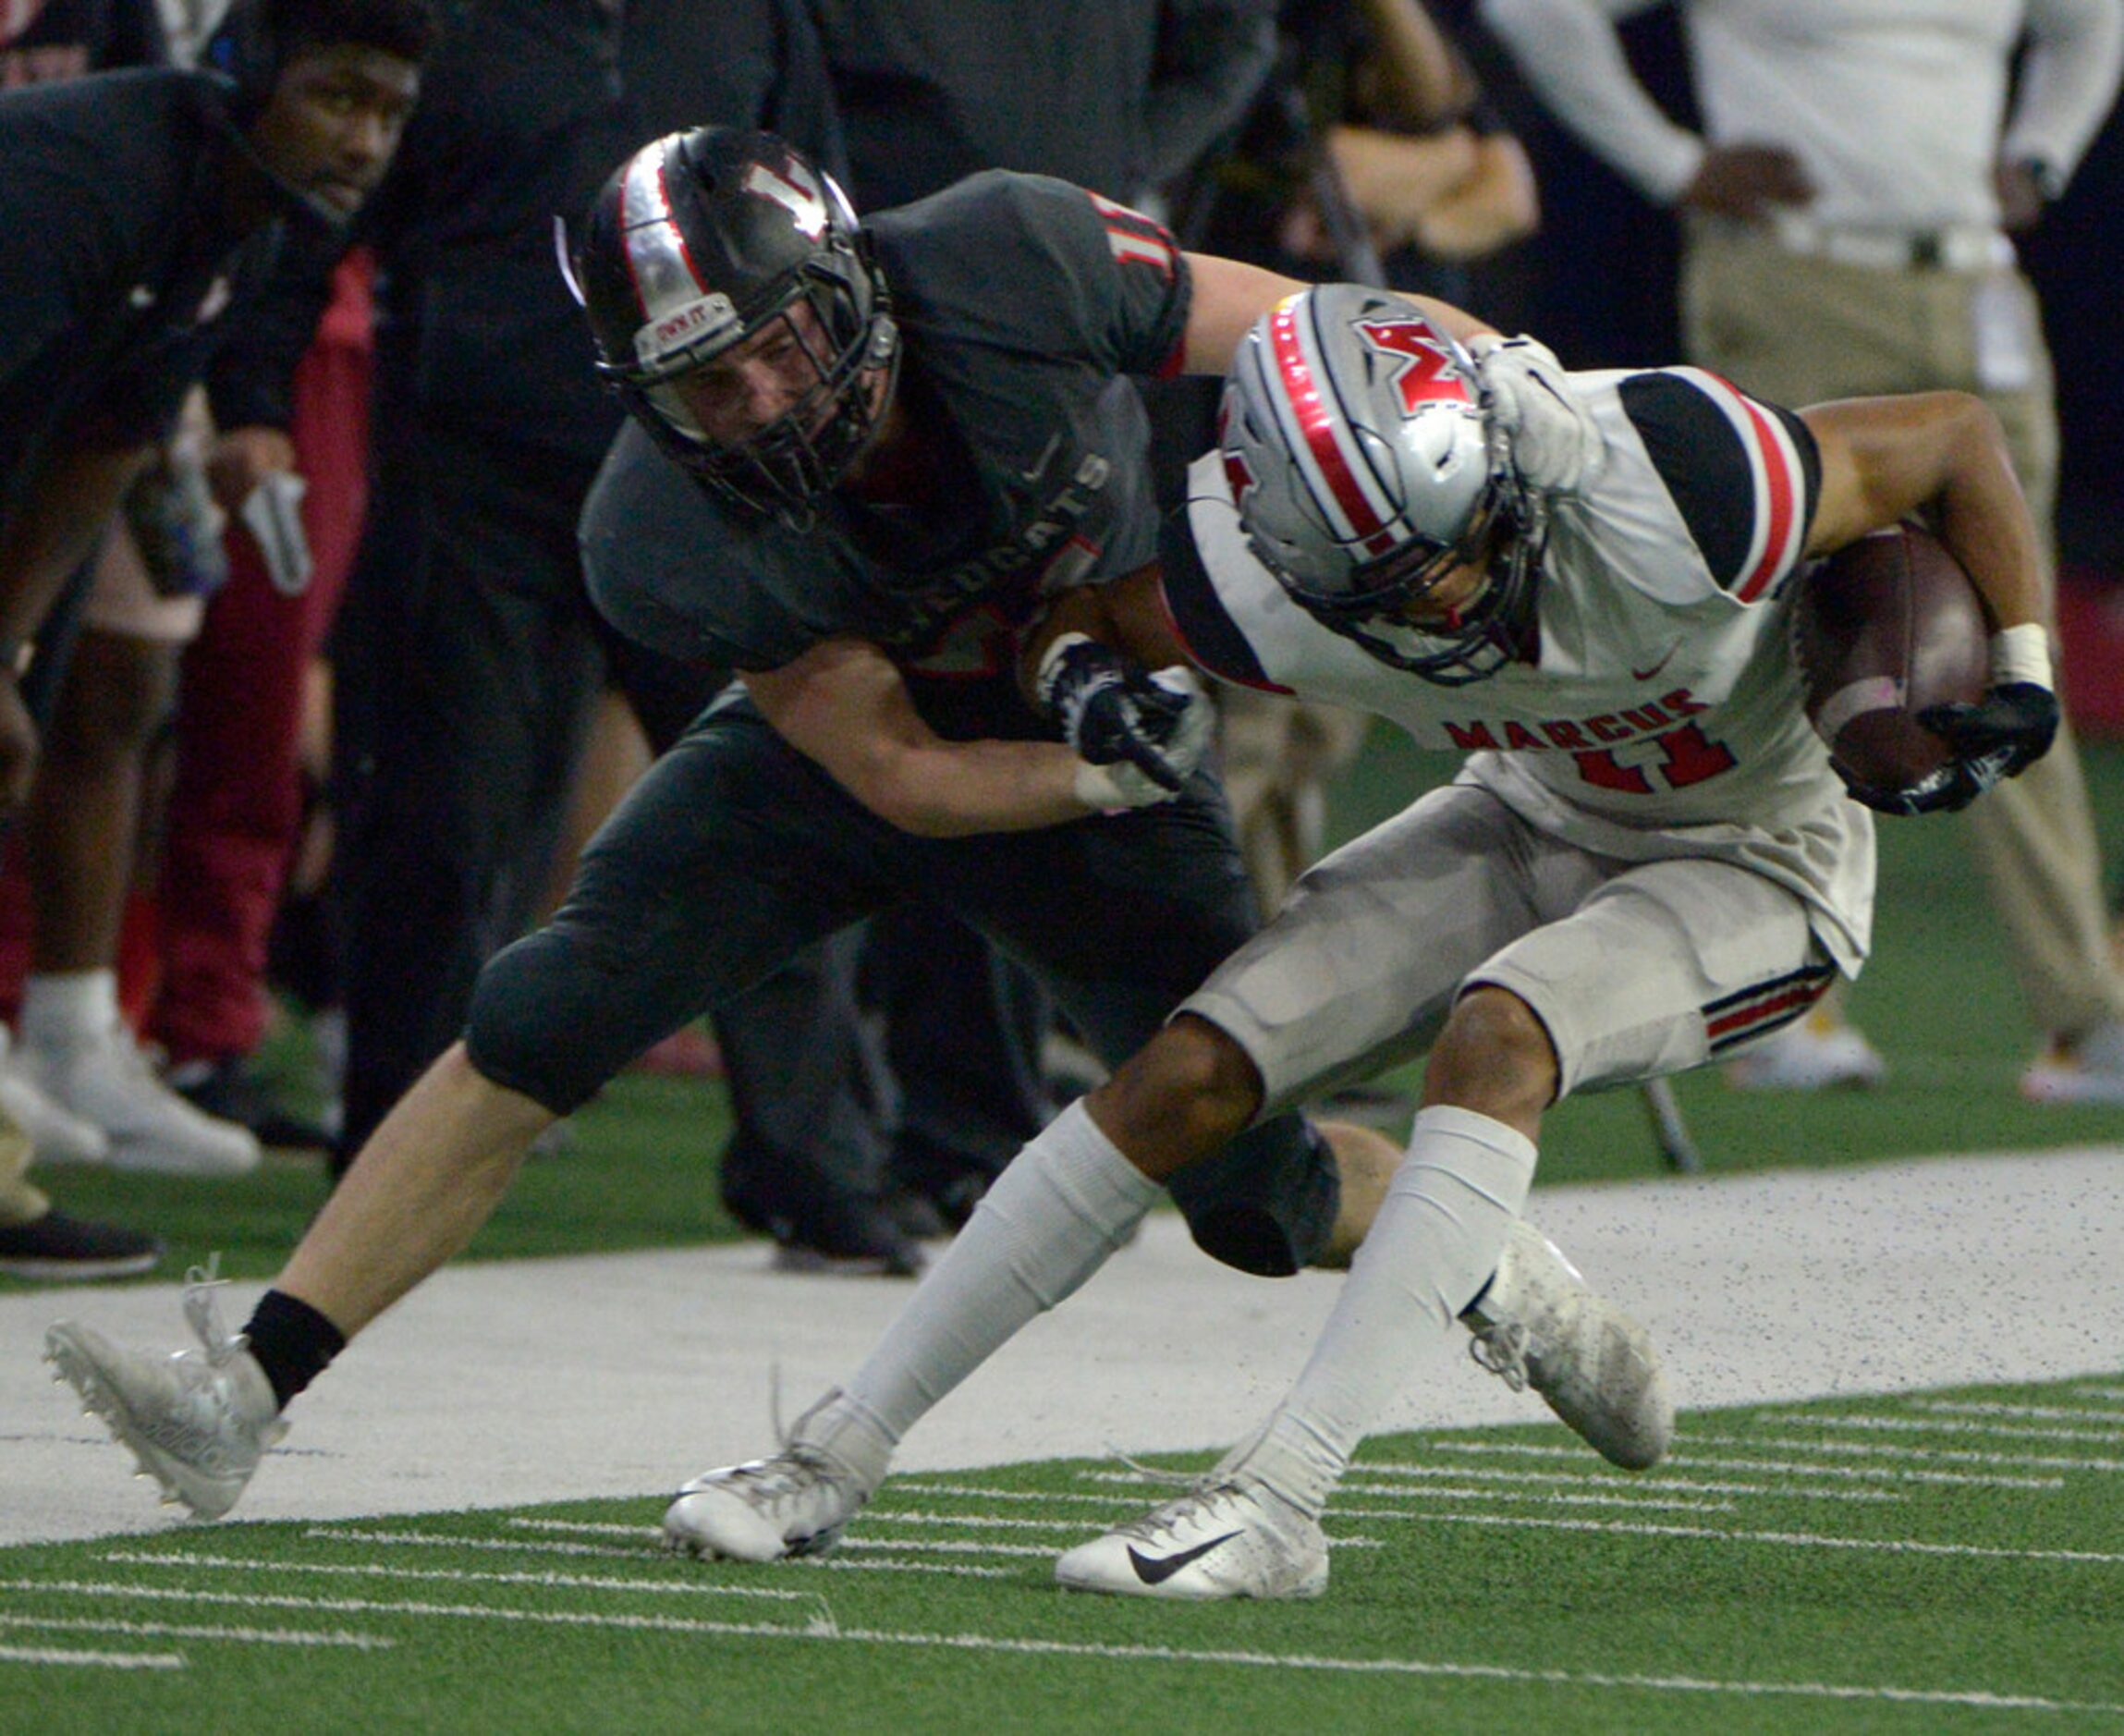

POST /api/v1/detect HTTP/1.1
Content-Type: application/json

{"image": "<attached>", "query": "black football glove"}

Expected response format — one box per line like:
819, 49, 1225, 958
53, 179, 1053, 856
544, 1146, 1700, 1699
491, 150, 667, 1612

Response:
1846, 680, 2059, 816
1036, 632, 1210, 801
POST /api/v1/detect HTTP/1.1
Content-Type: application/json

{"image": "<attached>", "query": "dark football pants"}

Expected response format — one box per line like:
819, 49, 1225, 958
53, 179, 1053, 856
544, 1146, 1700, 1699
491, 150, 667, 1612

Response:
467, 697, 1341, 1278
327, 422, 1056, 1217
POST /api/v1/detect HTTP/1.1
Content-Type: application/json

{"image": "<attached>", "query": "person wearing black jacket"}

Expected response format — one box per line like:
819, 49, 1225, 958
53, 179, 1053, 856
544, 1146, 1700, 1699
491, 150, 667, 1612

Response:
0, 0, 433, 1272
207, 1, 922, 1270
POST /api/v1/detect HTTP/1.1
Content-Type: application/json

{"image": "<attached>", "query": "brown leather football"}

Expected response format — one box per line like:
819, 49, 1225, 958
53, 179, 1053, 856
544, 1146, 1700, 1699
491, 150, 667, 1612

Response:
1791, 523, 1989, 796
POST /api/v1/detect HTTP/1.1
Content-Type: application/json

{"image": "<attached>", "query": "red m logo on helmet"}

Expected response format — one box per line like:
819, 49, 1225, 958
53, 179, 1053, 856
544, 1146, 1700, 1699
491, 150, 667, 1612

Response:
1355, 320, 1467, 418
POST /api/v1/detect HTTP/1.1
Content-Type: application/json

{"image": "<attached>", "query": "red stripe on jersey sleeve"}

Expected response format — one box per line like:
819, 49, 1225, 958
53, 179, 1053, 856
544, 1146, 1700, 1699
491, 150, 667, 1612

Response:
1733, 396, 1799, 602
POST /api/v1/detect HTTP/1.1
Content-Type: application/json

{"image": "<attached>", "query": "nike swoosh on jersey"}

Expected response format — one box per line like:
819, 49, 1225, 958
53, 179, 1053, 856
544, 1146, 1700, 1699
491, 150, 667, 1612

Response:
1631, 642, 1681, 681
1127, 1531, 1241, 1584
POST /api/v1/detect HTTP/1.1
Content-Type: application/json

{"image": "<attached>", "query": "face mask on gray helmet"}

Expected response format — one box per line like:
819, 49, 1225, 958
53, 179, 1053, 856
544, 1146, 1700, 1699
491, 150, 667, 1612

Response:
1220, 283, 1543, 685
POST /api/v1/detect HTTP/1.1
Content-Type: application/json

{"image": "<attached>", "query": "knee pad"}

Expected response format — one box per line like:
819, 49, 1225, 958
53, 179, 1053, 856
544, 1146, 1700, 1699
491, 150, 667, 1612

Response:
1169, 1117, 1339, 1278
463, 927, 618, 1115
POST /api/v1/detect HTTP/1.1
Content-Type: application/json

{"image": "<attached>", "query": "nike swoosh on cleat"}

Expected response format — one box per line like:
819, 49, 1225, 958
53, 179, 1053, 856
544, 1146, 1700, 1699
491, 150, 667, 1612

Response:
1127, 1531, 1241, 1584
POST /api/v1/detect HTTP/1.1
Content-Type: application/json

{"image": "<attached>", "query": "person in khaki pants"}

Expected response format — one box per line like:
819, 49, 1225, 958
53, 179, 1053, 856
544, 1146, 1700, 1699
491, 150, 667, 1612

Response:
1483, 0, 2124, 1099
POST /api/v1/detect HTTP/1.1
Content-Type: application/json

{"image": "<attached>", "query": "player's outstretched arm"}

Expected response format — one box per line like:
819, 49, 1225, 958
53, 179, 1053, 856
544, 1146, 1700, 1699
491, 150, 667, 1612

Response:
1178, 253, 1498, 374
740, 634, 1192, 835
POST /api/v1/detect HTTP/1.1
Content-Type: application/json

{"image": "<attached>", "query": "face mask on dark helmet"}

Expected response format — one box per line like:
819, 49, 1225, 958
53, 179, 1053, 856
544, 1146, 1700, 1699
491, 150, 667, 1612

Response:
564, 127, 899, 530
1219, 283, 1544, 685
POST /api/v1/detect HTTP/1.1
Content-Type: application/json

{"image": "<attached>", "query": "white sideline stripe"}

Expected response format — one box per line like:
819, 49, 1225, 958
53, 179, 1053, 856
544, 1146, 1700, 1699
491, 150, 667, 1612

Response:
508, 1519, 657, 1539
1342, 1509, 2124, 1563
1668, 1436, 2124, 1475
8, 1578, 2111, 1714
1918, 1401, 2124, 1424
1337, 1480, 1742, 1515
1759, 1412, 2124, 1446
797, 1559, 1012, 1579
862, 1510, 1099, 1534
0, 1643, 184, 1670
102, 1550, 833, 1607
903, 1476, 1749, 1516
4, 1581, 845, 1640
306, 1528, 646, 1559
0, 1611, 387, 1650
841, 1537, 1056, 1559
488, 1512, 1010, 1572
1664, 1455, 2061, 1492
1405, 1439, 2058, 1489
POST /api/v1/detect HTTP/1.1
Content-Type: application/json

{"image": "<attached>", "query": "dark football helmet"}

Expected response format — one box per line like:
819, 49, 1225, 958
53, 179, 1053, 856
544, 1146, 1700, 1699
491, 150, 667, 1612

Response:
1219, 283, 1544, 684
568, 127, 898, 526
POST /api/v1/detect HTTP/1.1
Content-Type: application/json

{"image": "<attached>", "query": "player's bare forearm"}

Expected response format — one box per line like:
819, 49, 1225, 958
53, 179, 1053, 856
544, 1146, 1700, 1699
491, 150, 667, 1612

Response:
1180, 252, 1497, 373
1019, 565, 1190, 704
1801, 392, 2045, 633
743, 638, 1096, 836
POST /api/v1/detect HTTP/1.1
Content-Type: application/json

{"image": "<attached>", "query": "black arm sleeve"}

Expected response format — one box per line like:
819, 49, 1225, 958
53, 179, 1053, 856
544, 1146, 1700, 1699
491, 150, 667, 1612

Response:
204, 223, 341, 432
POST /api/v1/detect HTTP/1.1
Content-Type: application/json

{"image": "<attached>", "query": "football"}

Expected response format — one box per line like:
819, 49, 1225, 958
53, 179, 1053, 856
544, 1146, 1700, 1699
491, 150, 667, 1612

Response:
1791, 522, 1989, 798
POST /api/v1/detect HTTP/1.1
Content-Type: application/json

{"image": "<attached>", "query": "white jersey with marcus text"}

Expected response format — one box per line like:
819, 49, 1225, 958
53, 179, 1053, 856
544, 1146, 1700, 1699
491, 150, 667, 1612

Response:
1167, 364, 1876, 970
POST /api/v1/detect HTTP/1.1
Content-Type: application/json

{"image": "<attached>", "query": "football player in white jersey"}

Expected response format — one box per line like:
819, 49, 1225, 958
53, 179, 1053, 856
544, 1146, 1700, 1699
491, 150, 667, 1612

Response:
645, 282, 2059, 1598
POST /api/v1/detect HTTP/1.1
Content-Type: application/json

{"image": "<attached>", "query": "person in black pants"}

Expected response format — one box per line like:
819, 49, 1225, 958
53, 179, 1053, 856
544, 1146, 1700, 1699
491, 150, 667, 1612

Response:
217, 0, 918, 1268
0, 0, 433, 1275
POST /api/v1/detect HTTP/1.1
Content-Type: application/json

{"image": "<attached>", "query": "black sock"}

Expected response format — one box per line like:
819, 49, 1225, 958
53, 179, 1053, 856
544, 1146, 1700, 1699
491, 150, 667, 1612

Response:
242, 1290, 347, 1411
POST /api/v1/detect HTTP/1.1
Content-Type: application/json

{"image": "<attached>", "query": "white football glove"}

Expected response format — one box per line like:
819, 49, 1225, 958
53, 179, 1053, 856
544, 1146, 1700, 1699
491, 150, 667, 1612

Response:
1470, 334, 1605, 495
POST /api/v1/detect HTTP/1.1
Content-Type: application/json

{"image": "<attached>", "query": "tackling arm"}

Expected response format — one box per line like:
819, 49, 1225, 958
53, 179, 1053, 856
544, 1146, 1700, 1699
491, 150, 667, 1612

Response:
1178, 251, 1496, 373
741, 635, 1178, 836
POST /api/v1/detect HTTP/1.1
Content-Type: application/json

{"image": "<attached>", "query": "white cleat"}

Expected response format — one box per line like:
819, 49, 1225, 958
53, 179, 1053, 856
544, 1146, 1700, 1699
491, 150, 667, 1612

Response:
1056, 1476, 1327, 1601
1723, 1010, 1886, 1092
664, 1446, 869, 1561
1462, 1219, 1674, 1471
2020, 1021, 2124, 1106
24, 1022, 261, 1177
0, 1033, 110, 1165
44, 1263, 284, 1520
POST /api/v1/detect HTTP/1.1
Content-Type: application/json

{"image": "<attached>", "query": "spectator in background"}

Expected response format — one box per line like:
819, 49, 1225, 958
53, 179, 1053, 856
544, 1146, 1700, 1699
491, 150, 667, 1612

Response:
0, 0, 434, 1268
1483, 0, 2124, 1099
1171, 0, 1539, 924
0, 0, 179, 1190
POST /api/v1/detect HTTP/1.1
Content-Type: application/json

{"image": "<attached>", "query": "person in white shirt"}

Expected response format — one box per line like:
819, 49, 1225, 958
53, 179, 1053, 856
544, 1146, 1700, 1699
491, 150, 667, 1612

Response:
1481, 0, 2124, 1100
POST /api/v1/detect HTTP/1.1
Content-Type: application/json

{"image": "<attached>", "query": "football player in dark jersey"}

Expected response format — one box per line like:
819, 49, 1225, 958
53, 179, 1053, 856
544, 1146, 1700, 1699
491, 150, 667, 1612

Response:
48, 123, 1412, 1522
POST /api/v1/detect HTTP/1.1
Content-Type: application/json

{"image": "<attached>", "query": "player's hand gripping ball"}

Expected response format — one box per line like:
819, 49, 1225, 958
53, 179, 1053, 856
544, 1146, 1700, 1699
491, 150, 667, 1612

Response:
1792, 523, 2054, 815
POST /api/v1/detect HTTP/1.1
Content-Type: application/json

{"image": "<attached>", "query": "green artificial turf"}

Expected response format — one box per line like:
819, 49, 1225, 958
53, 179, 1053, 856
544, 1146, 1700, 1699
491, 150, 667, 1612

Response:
6, 1375, 2121, 1733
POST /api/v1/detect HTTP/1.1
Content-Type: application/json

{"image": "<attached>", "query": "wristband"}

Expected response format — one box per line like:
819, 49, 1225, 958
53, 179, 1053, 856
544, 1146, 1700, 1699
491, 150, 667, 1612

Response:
1990, 622, 2053, 690
1034, 632, 1095, 713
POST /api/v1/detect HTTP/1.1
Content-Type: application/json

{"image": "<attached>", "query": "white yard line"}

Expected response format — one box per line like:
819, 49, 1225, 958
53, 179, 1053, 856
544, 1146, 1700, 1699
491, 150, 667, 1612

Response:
5, 1576, 2120, 1716
5, 1144, 2122, 1547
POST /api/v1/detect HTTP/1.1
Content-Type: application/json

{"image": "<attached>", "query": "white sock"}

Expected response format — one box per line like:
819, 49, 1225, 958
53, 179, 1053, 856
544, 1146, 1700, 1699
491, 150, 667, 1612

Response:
19, 970, 120, 1047
798, 1098, 1163, 1481
1240, 1105, 1537, 1518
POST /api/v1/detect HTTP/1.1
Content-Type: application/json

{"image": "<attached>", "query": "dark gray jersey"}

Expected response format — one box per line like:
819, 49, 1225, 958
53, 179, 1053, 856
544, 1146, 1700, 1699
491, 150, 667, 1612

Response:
581, 170, 1190, 740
